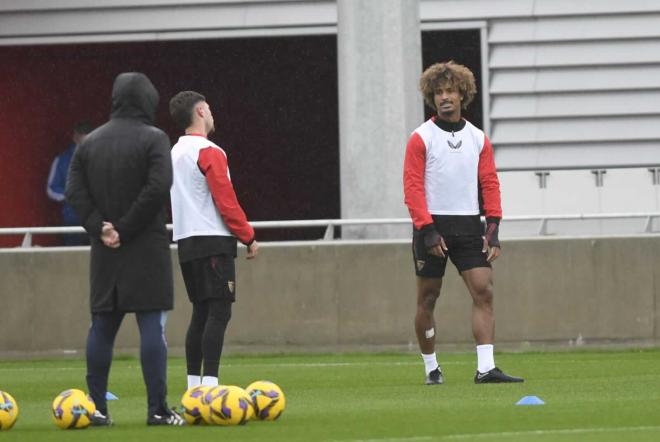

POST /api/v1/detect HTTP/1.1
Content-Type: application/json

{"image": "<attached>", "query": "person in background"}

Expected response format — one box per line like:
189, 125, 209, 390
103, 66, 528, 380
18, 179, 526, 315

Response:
47, 121, 94, 245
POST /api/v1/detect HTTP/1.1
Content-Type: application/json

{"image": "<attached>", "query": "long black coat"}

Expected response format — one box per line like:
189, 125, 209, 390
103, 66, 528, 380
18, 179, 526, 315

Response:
66, 73, 173, 313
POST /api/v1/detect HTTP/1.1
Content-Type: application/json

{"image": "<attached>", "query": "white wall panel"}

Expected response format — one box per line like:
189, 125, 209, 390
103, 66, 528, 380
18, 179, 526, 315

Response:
492, 116, 660, 145
484, 4, 660, 171
421, 0, 660, 22
491, 66, 660, 94
491, 91, 660, 119
490, 15, 660, 43
0, 0, 299, 12
495, 142, 660, 170
598, 169, 659, 213
532, 0, 660, 17
500, 170, 601, 215
490, 39, 660, 69
499, 168, 659, 236
0, 0, 337, 42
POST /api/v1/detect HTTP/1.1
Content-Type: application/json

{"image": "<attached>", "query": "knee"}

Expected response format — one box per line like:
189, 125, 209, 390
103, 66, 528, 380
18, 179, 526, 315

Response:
207, 300, 232, 325
472, 284, 493, 307
418, 289, 440, 312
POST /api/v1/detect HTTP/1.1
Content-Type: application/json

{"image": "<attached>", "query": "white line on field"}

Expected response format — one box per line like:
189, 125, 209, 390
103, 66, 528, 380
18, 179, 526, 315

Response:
0, 360, 468, 372
221, 361, 467, 368
331, 426, 660, 442
442, 425, 660, 439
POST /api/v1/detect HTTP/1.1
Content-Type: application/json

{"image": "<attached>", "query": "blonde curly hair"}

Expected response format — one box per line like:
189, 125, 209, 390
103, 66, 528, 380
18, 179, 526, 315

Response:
419, 61, 477, 111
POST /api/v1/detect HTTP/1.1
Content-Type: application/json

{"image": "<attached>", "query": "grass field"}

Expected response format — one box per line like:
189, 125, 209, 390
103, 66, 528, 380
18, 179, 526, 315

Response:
1, 349, 660, 441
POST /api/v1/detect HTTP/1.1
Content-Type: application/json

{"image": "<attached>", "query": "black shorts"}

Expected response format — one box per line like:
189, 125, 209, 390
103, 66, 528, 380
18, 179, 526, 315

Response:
180, 254, 236, 303
412, 231, 490, 278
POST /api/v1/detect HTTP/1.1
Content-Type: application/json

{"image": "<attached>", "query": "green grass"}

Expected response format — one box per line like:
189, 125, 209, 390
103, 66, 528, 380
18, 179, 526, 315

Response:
1, 349, 660, 441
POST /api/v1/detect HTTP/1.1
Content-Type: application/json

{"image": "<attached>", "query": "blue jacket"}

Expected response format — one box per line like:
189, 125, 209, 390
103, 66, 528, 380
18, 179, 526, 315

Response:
47, 143, 80, 225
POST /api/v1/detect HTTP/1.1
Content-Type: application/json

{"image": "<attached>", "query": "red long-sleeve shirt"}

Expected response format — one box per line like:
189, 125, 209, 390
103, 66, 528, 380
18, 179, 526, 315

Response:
198, 147, 254, 244
403, 117, 501, 230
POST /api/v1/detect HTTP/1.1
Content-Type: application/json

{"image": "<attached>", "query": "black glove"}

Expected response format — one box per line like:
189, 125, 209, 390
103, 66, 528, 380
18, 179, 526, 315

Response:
420, 224, 443, 251
484, 218, 500, 248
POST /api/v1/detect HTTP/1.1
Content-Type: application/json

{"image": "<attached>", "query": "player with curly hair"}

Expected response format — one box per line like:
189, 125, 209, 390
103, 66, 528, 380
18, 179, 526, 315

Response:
404, 61, 524, 385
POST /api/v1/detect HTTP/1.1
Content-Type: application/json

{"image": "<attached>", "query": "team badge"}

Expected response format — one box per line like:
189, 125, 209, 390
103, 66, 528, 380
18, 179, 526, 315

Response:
416, 260, 426, 271
447, 139, 462, 150
227, 281, 235, 294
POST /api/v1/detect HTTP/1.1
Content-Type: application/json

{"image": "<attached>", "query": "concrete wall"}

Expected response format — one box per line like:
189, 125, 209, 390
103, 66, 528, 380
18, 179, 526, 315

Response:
1, 236, 659, 357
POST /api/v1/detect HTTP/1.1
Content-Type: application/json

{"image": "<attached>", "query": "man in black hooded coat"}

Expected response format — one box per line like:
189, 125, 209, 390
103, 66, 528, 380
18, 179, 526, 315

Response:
66, 72, 183, 426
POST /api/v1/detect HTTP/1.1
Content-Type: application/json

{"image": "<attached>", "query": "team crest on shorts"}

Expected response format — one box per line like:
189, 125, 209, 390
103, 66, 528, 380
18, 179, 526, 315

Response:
227, 281, 235, 294
416, 260, 426, 271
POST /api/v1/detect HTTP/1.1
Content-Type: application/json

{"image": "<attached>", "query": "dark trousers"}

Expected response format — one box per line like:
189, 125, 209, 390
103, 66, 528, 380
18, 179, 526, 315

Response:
86, 310, 168, 417
185, 298, 232, 378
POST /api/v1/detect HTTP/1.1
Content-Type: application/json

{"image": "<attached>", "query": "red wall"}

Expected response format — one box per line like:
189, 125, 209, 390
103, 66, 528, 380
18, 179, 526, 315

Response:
0, 37, 339, 246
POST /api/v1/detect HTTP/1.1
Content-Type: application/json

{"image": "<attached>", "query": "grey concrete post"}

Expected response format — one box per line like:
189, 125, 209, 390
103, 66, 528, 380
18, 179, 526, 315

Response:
337, 0, 423, 238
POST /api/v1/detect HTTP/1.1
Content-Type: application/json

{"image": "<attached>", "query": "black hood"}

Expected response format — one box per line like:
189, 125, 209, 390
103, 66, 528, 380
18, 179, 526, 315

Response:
110, 72, 159, 124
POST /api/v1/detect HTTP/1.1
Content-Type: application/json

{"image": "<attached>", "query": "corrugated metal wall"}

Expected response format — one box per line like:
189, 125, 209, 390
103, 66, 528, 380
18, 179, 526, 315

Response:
423, 0, 660, 170
489, 14, 660, 169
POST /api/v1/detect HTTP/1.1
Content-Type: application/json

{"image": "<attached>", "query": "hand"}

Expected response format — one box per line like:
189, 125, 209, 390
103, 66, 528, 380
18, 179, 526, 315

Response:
101, 222, 121, 248
246, 240, 259, 259
428, 236, 448, 257
483, 221, 500, 262
482, 237, 500, 262
422, 224, 448, 258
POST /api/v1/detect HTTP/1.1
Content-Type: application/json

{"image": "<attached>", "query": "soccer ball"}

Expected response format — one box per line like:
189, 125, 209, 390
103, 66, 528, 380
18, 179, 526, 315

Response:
200, 385, 225, 424
51, 389, 96, 430
205, 385, 254, 425
0, 391, 19, 430
246, 380, 286, 421
180, 386, 210, 425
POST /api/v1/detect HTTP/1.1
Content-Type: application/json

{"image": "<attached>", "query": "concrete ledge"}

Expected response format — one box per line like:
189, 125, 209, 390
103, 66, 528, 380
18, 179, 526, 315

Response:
1, 236, 658, 357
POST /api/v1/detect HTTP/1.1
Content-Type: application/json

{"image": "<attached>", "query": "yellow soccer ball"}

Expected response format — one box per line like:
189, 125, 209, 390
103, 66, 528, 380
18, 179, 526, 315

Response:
180, 386, 210, 425
51, 389, 96, 430
206, 385, 254, 426
246, 381, 286, 421
200, 385, 225, 424
0, 391, 19, 431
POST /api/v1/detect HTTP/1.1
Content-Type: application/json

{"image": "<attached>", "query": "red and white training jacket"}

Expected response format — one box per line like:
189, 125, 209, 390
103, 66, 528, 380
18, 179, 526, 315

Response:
170, 134, 254, 244
403, 117, 502, 230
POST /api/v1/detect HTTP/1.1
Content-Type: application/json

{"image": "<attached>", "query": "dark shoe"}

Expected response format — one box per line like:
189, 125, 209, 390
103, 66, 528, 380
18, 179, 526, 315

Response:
474, 367, 524, 384
425, 367, 444, 385
90, 410, 113, 426
147, 409, 185, 426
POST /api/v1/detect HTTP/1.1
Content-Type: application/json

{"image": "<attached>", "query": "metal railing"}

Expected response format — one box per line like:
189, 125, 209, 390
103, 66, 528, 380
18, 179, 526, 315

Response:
0, 213, 658, 248
503, 212, 660, 236
0, 218, 411, 247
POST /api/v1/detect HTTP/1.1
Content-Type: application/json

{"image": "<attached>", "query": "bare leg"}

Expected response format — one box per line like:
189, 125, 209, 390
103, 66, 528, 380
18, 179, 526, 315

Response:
415, 277, 443, 354
461, 267, 494, 345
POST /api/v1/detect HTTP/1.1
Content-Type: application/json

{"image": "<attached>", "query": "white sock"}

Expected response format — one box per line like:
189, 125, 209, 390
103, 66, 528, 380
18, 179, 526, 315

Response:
421, 353, 439, 375
201, 376, 219, 387
476, 344, 495, 373
187, 375, 201, 389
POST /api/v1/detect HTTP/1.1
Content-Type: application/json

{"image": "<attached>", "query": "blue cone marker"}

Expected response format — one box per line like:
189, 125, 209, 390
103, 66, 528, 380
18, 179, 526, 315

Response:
516, 395, 544, 405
